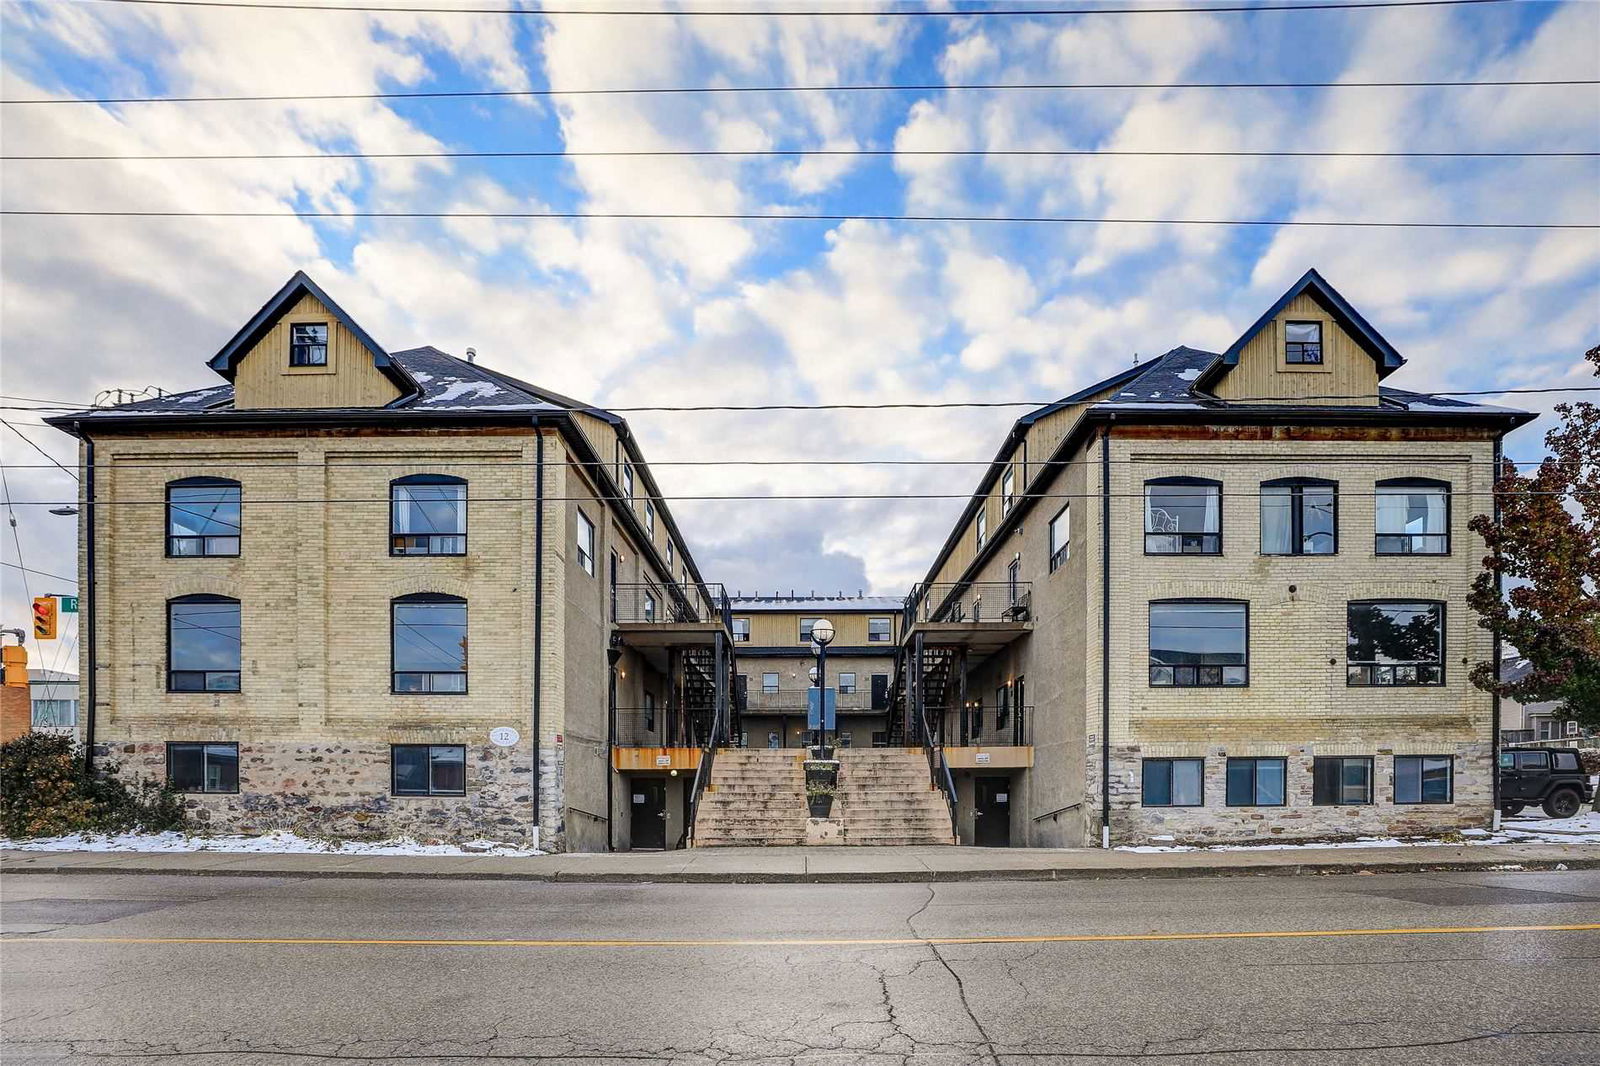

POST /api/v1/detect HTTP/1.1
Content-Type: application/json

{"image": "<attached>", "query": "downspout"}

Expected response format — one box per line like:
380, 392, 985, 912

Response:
607, 646, 621, 851
532, 427, 545, 841
1490, 436, 1503, 832
1099, 421, 1112, 849
82, 430, 96, 775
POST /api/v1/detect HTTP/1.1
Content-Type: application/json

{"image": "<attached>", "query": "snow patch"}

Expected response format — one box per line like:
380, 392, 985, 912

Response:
1117, 811, 1600, 854
0, 830, 542, 857
176, 387, 229, 405
424, 380, 507, 405
1176, 369, 1201, 382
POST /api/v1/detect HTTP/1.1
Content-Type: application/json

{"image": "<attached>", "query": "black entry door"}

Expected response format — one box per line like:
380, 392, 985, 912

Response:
974, 776, 1011, 847
630, 778, 667, 850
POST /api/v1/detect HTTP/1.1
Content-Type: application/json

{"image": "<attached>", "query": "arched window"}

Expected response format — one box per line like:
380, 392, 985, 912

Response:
390, 475, 466, 556
168, 594, 242, 691
1375, 478, 1450, 555
1260, 477, 1337, 556
1144, 477, 1222, 555
166, 477, 241, 557
391, 593, 468, 693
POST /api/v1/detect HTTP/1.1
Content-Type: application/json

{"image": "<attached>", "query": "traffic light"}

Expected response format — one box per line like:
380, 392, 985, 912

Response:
2, 645, 25, 688
32, 596, 57, 640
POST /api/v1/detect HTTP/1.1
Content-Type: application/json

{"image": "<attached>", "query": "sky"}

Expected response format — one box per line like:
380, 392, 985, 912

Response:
1, 0, 1597, 682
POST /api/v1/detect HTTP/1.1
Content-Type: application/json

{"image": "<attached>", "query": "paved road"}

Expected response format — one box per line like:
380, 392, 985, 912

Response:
3, 869, 1598, 1064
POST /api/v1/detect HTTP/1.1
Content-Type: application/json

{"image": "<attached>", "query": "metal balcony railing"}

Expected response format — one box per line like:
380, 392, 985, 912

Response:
905, 582, 1032, 626
931, 705, 1033, 747
614, 705, 713, 748
611, 581, 731, 627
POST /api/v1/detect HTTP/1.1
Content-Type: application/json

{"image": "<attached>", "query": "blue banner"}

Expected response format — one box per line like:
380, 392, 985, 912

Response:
806, 688, 837, 730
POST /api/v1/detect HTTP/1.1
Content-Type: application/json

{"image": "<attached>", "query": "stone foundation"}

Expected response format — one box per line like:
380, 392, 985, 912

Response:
1107, 744, 1493, 846
97, 740, 542, 846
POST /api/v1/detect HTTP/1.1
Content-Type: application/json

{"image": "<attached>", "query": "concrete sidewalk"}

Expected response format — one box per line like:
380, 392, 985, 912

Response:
3, 841, 1596, 883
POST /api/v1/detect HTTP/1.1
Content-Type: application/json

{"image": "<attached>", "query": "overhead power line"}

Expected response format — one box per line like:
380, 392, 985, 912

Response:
4, 208, 1592, 230
76, 0, 1520, 15
2, 486, 1591, 508
0, 561, 77, 585
1, 384, 1594, 415
5, 76, 1592, 107
8, 147, 1595, 161
0, 421, 79, 483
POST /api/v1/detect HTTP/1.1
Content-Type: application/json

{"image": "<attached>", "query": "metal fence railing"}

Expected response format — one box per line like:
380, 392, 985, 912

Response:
612, 581, 730, 627
931, 705, 1033, 747
905, 582, 1032, 626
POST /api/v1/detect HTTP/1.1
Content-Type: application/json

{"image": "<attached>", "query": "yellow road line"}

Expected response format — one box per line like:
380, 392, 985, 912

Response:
5, 923, 1599, 949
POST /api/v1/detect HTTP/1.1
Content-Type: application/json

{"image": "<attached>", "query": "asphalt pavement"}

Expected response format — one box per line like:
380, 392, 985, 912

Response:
3, 869, 1598, 1064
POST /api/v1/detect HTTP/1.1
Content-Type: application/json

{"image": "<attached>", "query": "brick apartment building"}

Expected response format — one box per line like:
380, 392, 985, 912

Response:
47, 272, 733, 852
891, 269, 1534, 846
727, 595, 902, 750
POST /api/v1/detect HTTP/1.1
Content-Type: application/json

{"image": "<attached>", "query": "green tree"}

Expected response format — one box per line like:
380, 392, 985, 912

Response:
1469, 345, 1600, 727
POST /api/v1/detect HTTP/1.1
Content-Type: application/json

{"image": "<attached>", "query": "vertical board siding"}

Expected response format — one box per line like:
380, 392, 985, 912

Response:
233, 293, 403, 410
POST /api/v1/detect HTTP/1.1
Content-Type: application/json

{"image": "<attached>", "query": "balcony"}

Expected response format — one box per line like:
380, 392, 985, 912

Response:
611, 704, 707, 771
611, 581, 732, 649
932, 704, 1034, 769
903, 582, 1033, 660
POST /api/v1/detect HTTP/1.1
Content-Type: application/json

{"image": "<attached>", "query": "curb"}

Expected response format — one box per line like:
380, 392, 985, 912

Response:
3, 853, 1597, 884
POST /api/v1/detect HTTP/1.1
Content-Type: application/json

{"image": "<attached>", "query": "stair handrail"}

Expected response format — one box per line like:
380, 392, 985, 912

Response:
685, 658, 725, 847
915, 701, 958, 840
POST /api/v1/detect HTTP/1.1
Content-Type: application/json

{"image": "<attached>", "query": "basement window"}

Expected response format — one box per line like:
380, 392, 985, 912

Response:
1284, 321, 1322, 364
1225, 757, 1286, 807
1313, 756, 1373, 806
1394, 755, 1453, 804
289, 322, 328, 366
1142, 758, 1204, 807
167, 742, 240, 793
392, 744, 466, 796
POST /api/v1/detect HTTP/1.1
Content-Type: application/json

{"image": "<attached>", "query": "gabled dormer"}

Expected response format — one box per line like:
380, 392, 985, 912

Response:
1197, 269, 1405, 406
207, 272, 414, 410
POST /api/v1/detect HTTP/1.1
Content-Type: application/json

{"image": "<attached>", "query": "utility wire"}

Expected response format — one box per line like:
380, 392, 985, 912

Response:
0, 456, 1569, 471
73, 0, 1522, 16
6, 78, 1594, 108
9, 147, 1596, 161
4, 489, 1590, 507
3, 208, 1594, 230
1, 384, 1595, 413
0, 561, 76, 585
0, 421, 79, 482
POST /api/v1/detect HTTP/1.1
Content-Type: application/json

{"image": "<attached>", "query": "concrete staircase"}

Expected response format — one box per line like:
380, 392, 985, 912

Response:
837, 748, 956, 846
691, 749, 807, 847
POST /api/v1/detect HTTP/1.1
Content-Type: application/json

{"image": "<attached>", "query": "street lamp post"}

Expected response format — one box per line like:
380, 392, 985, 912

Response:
810, 618, 835, 757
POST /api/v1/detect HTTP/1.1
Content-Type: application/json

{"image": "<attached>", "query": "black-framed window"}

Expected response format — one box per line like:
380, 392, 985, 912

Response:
392, 594, 467, 693
868, 617, 892, 643
666, 540, 674, 571
167, 742, 239, 793
643, 587, 658, 623
167, 595, 241, 692
976, 506, 988, 548
390, 475, 466, 556
1313, 756, 1373, 806
1145, 477, 1222, 554
576, 509, 595, 575
1002, 467, 1015, 515
839, 672, 856, 695
391, 744, 466, 796
166, 477, 241, 557
1284, 320, 1322, 364
732, 617, 751, 642
1049, 504, 1070, 571
1395, 755, 1453, 804
1375, 478, 1449, 555
289, 322, 328, 366
644, 691, 656, 732
800, 617, 821, 643
1226, 757, 1287, 806
996, 684, 1010, 730
1260, 478, 1336, 556
644, 500, 655, 537
1149, 600, 1248, 687
1007, 556, 1022, 607
762, 672, 779, 694
620, 462, 635, 501
1142, 758, 1204, 807
1347, 601, 1444, 686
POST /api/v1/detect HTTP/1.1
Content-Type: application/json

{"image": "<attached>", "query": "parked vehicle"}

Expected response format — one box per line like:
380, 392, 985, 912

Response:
1499, 747, 1596, 818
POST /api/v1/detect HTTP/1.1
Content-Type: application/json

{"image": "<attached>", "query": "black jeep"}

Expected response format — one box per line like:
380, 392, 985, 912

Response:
1499, 747, 1595, 819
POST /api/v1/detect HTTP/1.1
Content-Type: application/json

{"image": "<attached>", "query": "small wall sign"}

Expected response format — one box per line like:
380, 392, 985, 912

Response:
489, 727, 520, 747
655, 755, 671, 767
975, 752, 991, 764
